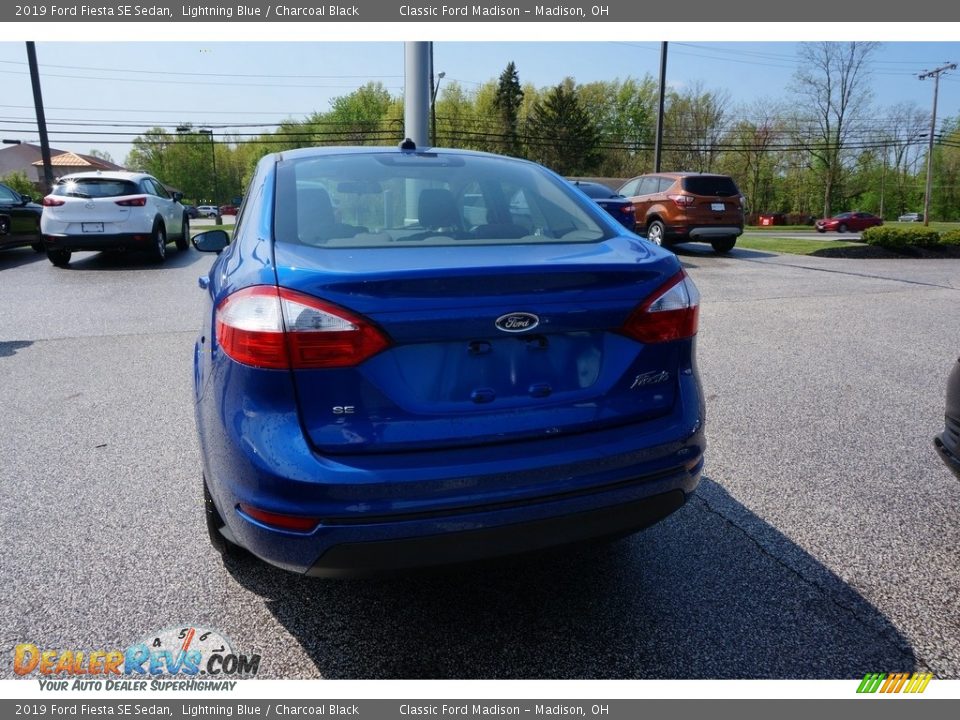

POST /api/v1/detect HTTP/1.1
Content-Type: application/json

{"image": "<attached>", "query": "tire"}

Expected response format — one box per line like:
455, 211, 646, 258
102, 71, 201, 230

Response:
816, 226, 826, 233
711, 237, 737, 254
203, 475, 248, 560
47, 249, 71, 267
175, 215, 190, 251
837, 223, 848, 233
151, 221, 167, 262
32, 220, 44, 252
646, 219, 667, 247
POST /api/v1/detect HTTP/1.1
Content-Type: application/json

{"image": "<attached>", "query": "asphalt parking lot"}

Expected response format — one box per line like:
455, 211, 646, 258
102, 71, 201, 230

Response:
1, 242, 958, 679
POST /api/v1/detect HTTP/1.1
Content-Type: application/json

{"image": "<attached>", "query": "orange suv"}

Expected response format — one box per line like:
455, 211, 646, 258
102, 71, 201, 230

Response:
617, 172, 744, 253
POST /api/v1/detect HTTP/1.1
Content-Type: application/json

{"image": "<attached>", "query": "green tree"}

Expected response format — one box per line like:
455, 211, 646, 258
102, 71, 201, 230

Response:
493, 61, 524, 157
0, 170, 37, 196
525, 79, 600, 176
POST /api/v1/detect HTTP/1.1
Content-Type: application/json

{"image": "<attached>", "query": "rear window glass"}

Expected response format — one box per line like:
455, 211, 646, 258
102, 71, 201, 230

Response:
274, 152, 613, 248
682, 176, 740, 197
52, 178, 140, 198
575, 183, 615, 199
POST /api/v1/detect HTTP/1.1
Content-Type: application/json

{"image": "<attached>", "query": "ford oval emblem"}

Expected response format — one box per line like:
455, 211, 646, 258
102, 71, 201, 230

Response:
495, 312, 539, 333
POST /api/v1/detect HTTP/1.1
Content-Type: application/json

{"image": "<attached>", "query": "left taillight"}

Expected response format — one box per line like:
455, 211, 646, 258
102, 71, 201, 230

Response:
115, 196, 147, 207
42, 197, 65, 207
215, 286, 391, 370
620, 270, 700, 344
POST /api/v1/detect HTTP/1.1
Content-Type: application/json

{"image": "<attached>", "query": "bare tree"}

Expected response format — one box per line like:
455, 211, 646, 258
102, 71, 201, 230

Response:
793, 41, 879, 218
878, 102, 930, 215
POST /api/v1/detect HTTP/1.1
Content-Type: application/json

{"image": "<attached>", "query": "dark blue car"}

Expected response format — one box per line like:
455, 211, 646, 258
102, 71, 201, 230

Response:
192, 143, 705, 577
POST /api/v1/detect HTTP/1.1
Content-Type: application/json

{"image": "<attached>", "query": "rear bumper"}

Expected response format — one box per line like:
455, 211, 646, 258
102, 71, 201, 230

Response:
44, 232, 155, 252
662, 224, 743, 242
307, 487, 689, 577
685, 226, 743, 240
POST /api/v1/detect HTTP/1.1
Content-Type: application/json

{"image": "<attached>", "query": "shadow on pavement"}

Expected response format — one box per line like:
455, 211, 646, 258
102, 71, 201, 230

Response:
222, 478, 916, 679
0, 340, 33, 358
672, 244, 778, 260
61, 247, 202, 272
0, 247, 46, 271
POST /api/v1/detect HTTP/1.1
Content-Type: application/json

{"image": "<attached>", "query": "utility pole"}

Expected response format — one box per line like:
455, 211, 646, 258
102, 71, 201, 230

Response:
919, 62, 956, 226
654, 42, 668, 173
25, 42, 54, 193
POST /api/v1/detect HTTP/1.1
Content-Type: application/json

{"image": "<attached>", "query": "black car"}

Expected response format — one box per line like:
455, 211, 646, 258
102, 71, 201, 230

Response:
570, 180, 637, 232
0, 181, 44, 253
935, 357, 960, 480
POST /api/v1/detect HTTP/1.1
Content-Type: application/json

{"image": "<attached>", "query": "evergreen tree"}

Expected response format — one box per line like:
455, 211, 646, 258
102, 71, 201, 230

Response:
526, 80, 601, 176
493, 62, 524, 157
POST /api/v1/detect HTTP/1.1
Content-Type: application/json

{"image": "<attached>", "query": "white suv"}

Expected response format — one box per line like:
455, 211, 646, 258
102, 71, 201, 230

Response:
41, 171, 189, 267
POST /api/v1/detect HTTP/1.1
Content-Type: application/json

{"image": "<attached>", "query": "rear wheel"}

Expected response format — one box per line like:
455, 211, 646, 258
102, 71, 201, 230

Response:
175, 216, 190, 251
711, 237, 737, 254
203, 475, 248, 560
151, 221, 167, 262
47, 249, 71, 267
646, 219, 667, 247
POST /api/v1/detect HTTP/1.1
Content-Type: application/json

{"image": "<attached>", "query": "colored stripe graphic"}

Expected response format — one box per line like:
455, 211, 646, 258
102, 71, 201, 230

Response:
904, 673, 934, 694
857, 672, 933, 694
857, 673, 886, 693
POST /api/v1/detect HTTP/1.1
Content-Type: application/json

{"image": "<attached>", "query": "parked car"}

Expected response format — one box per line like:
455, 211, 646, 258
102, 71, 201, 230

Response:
617, 172, 744, 253
814, 212, 883, 233
0, 181, 44, 253
40, 171, 190, 266
218, 204, 239, 216
183, 204, 200, 219
191, 143, 706, 576
197, 205, 219, 218
935, 357, 960, 481
569, 180, 636, 232
898, 212, 924, 223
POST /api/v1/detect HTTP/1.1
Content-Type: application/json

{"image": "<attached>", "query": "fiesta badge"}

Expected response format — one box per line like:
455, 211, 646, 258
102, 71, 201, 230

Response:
495, 312, 539, 333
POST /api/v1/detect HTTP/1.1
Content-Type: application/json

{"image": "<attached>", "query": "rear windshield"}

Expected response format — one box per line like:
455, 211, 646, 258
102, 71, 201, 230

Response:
575, 183, 616, 199
52, 178, 140, 199
274, 152, 614, 248
682, 176, 740, 197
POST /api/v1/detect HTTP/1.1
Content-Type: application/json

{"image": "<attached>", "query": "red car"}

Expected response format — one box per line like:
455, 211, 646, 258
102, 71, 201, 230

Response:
815, 212, 883, 233
218, 204, 239, 216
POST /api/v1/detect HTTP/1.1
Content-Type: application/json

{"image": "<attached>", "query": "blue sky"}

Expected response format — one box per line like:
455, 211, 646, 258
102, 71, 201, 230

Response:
0, 40, 958, 162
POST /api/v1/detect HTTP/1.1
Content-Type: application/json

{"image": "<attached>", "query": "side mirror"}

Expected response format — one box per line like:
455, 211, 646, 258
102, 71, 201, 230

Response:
191, 229, 230, 254
172, 191, 184, 202
20, 194, 33, 204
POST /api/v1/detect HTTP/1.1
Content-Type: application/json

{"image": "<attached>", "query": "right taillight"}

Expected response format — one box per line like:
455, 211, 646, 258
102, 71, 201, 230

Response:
215, 286, 391, 369
620, 270, 700, 344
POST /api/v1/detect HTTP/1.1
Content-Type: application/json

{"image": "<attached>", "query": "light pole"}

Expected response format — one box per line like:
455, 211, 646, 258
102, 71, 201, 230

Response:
431, 71, 445, 147
197, 128, 221, 226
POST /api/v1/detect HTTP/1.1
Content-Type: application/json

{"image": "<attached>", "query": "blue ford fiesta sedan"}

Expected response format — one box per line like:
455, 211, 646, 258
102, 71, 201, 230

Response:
192, 143, 706, 576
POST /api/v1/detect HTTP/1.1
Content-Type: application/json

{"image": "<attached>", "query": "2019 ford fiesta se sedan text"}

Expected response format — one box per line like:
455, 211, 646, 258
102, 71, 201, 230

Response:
191, 143, 706, 577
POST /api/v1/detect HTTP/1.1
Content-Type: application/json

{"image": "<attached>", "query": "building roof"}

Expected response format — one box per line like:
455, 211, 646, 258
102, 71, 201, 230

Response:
1, 142, 125, 179
32, 151, 118, 169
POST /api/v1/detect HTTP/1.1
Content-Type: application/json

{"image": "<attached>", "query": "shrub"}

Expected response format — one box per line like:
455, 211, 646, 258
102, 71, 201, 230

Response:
862, 226, 941, 249
939, 229, 960, 246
